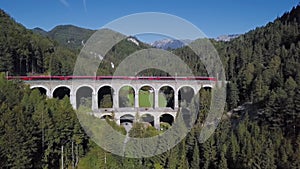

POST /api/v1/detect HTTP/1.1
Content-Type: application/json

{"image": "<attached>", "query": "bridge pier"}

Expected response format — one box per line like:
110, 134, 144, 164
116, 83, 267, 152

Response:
174, 93, 179, 109
116, 119, 120, 125
154, 116, 160, 130
46, 91, 52, 98
134, 93, 139, 108
70, 94, 76, 109
154, 89, 159, 109
92, 93, 98, 110
113, 92, 119, 109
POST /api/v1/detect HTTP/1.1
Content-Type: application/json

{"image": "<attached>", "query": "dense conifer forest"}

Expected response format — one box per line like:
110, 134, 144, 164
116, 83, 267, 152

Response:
0, 5, 300, 169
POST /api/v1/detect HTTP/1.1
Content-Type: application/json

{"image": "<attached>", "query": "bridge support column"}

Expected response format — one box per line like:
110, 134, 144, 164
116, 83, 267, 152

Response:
70, 94, 76, 110
174, 93, 179, 110
113, 91, 119, 109
154, 115, 160, 130
135, 93, 139, 108
92, 93, 98, 110
114, 114, 121, 125
46, 90, 52, 98
154, 89, 159, 109
116, 119, 120, 125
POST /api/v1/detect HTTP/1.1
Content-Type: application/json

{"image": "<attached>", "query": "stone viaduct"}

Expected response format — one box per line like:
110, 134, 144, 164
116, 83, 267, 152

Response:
21, 77, 215, 129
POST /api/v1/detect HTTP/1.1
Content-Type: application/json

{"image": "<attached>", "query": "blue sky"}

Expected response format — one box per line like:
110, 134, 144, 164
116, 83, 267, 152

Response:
0, 0, 298, 41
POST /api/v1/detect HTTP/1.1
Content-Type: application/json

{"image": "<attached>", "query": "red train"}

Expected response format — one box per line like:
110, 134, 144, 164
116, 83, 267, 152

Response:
6, 76, 217, 81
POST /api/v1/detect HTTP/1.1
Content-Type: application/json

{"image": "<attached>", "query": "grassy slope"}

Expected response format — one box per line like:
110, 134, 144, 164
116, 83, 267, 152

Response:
128, 91, 167, 108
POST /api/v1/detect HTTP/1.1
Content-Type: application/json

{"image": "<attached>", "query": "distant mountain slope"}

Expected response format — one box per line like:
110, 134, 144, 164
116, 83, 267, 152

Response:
0, 9, 77, 75
32, 27, 48, 37
32, 25, 150, 52
96, 35, 151, 76
151, 39, 192, 50
0, 10, 149, 77
47, 25, 96, 51
215, 34, 240, 42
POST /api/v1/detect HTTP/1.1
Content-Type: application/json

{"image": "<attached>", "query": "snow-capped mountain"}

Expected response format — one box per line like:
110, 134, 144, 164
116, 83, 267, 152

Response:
127, 37, 140, 46
151, 39, 192, 50
215, 34, 240, 42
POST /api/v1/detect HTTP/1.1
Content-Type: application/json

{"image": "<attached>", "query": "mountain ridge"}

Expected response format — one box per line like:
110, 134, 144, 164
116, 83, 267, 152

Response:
151, 39, 193, 49
215, 34, 240, 42
32, 25, 96, 51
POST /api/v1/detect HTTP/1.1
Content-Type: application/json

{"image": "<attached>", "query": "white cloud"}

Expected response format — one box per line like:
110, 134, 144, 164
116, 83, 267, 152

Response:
59, 0, 69, 7
83, 0, 87, 12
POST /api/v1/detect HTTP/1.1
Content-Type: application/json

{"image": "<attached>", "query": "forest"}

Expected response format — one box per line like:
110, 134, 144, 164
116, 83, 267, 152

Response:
0, 5, 300, 169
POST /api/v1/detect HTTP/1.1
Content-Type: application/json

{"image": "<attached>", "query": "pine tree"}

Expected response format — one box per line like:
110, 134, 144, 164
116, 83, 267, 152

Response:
227, 81, 239, 110
218, 153, 228, 169
190, 142, 200, 169
294, 87, 300, 135
260, 139, 276, 169
228, 131, 239, 168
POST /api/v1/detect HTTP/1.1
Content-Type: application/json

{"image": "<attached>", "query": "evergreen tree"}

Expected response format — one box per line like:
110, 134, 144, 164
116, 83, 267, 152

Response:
190, 142, 200, 169
227, 81, 239, 110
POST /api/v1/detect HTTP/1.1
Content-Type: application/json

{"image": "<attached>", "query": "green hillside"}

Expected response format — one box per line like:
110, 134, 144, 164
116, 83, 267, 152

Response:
218, 6, 300, 135
47, 25, 95, 51
0, 5, 300, 169
0, 10, 150, 76
32, 25, 96, 51
0, 9, 76, 76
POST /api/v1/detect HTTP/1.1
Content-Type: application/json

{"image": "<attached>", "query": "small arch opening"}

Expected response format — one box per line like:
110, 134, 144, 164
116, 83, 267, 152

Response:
178, 86, 195, 107
159, 86, 174, 109
101, 115, 113, 120
98, 86, 114, 108
203, 86, 213, 91
160, 114, 174, 126
76, 86, 93, 109
119, 86, 135, 108
32, 87, 47, 96
53, 87, 70, 99
120, 114, 135, 124
139, 86, 154, 108
196, 87, 213, 124
141, 114, 154, 126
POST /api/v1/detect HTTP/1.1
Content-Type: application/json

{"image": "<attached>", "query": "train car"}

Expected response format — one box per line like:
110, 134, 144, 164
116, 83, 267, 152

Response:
6, 75, 217, 81
7, 76, 32, 80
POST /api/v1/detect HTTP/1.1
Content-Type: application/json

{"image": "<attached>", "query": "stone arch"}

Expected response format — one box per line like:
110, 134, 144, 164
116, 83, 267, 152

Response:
97, 85, 114, 109
52, 85, 71, 99
120, 114, 135, 124
30, 85, 50, 96
138, 84, 156, 91
158, 84, 175, 91
138, 85, 155, 108
75, 84, 95, 95
100, 114, 113, 120
118, 84, 137, 94
119, 85, 135, 108
76, 85, 94, 109
176, 85, 196, 95
198, 86, 213, 111
178, 86, 195, 108
160, 113, 174, 125
96, 84, 115, 94
202, 84, 213, 90
141, 114, 154, 126
158, 85, 175, 109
